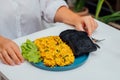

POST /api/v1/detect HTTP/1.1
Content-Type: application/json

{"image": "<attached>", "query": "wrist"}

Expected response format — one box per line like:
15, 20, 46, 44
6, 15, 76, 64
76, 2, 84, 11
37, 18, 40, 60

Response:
0, 35, 7, 41
63, 13, 80, 26
0, 35, 3, 39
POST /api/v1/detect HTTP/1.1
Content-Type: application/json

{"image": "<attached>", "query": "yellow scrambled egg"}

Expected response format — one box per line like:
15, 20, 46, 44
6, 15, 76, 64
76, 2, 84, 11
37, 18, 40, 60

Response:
34, 36, 75, 67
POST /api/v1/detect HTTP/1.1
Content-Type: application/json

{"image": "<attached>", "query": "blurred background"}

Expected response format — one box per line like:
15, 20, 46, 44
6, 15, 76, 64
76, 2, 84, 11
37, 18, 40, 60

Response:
65, 0, 120, 29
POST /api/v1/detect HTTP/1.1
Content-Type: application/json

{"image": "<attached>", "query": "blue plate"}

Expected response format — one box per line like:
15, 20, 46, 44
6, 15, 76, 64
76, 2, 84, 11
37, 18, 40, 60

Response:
31, 53, 89, 71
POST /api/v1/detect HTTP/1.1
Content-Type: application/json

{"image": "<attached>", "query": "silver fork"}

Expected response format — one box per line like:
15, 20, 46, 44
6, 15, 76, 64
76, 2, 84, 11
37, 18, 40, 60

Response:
91, 37, 105, 43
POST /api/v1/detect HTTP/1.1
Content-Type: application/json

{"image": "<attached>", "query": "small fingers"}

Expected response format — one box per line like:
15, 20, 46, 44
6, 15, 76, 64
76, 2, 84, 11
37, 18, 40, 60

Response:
2, 50, 15, 65
84, 16, 98, 36
84, 17, 92, 36
0, 37, 24, 65
90, 17, 98, 32
94, 19, 98, 29
74, 15, 98, 35
7, 48, 21, 65
75, 24, 85, 31
12, 43, 24, 63
0, 53, 8, 64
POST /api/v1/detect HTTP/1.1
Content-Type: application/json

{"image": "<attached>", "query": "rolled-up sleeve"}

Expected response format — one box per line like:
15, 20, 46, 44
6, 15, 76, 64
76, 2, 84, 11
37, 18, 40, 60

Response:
40, 0, 68, 23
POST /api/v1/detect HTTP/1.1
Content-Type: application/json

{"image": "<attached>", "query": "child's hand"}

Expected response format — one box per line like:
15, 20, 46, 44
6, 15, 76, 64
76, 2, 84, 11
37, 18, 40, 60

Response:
55, 6, 98, 36
74, 15, 98, 36
0, 36, 24, 65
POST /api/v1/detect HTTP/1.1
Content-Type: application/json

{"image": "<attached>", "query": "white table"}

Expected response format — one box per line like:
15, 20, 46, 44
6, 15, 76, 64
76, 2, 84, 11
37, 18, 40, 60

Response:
0, 21, 120, 80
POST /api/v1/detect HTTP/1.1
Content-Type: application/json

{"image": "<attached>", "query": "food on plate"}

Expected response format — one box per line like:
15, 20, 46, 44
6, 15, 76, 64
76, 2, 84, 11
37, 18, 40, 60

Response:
21, 39, 42, 63
21, 29, 99, 68
34, 36, 75, 67
59, 29, 99, 57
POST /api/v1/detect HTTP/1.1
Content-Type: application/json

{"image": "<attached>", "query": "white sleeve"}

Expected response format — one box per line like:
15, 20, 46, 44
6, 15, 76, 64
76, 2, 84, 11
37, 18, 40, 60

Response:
40, 0, 68, 23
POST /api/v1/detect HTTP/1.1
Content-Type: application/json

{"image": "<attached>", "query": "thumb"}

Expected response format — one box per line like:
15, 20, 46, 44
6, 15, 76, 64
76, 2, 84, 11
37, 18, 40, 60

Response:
75, 24, 85, 31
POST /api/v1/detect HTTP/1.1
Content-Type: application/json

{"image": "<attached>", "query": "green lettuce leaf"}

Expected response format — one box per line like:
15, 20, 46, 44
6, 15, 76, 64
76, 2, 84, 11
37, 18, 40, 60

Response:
21, 39, 42, 63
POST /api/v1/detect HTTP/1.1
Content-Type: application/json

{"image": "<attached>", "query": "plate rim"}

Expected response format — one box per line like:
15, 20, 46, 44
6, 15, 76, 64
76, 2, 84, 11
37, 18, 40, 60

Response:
31, 53, 89, 71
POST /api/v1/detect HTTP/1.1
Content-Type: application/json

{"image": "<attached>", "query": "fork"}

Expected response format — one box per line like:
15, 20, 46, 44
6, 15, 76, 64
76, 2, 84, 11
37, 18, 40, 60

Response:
91, 37, 105, 43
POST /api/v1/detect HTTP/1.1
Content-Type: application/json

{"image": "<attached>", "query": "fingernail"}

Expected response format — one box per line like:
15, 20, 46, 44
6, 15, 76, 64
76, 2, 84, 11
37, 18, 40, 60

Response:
18, 61, 22, 64
11, 63, 15, 66
17, 63, 21, 65
21, 59, 24, 63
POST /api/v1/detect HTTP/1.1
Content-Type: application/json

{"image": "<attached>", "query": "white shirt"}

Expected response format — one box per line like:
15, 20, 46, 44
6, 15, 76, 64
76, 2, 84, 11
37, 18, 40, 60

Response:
0, 0, 67, 39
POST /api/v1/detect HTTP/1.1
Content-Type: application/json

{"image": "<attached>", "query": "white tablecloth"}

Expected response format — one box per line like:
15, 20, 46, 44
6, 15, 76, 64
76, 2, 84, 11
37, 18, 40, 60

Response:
0, 21, 120, 80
